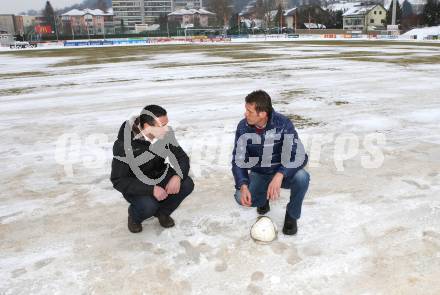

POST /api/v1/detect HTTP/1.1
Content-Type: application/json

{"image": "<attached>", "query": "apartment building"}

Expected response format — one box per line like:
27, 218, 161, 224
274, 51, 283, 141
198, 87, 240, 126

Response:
61, 8, 114, 36
113, 0, 174, 31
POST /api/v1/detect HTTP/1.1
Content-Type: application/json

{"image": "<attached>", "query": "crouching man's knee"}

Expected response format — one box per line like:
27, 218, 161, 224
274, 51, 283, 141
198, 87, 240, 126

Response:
292, 169, 310, 189
130, 197, 159, 222
180, 177, 195, 197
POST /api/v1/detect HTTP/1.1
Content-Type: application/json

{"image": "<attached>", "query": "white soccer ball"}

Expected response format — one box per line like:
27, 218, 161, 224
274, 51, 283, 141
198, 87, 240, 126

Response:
250, 216, 278, 244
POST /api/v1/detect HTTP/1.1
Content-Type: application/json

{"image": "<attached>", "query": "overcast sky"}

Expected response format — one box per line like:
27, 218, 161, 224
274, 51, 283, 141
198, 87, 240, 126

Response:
0, 0, 82, 14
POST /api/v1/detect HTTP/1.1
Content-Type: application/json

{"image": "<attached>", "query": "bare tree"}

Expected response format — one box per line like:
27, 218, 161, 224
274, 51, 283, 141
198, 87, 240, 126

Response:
263, 0, 276, 28
207, 0, 233, 27
255, 0, 265, 19
97, 0, 108, 13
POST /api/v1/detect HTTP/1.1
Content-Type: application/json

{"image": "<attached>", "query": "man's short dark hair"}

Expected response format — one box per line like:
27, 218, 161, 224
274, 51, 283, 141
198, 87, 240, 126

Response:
139, 105, 167, 126
245, 90, 273, 117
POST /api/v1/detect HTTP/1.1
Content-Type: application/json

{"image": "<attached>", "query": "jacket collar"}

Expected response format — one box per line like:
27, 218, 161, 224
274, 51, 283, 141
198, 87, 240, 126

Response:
244, 111, 276, 131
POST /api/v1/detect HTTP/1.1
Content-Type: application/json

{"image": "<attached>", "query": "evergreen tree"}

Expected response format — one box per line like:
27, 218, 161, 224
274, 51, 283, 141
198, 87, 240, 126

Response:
229, 12, 240, 29
158, 13, 168, 31
120, 19, 126, 34
207, 0, 233, 27
386, 0, 402, 25
401, 0, 413, 19
329, 10, 343, 29
274, 4, 284, 29
296, 5, 332, 28
43, 1, 55, 29
421, 0, 439, 26
401, 0, 418, 30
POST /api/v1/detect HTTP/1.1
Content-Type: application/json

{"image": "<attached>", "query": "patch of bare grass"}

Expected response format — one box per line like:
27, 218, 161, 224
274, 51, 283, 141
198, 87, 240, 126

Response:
0, 87, 36, 96
284, 114, 323, 128
0, 71, 49, 79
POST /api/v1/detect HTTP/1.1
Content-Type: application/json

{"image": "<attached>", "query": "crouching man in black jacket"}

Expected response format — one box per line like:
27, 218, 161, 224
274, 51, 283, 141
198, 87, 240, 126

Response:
110, 105, 194, 233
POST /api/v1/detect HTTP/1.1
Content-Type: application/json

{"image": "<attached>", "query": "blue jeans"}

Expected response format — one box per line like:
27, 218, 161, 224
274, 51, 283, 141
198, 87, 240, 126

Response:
234, 169, 310, 220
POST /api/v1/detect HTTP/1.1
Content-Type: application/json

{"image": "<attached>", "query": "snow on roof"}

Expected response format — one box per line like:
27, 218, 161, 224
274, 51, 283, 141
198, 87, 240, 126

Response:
304, 23, 327, 29
242, 19, 253, 27
284, 7, 297, 16
62, 9, 82, 16
327, 2, 361, 12
198, 8, 215, 15
342, 4, 380, 16
266, 10, 278, 19
402, 25, 440, 39
240, 0, 257, 15
383, 0, 426, 9
62, 8, 113, 17
168, 8, 215, 16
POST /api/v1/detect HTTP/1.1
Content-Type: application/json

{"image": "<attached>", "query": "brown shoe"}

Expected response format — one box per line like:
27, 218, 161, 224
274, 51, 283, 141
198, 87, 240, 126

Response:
157, 213, 175, 228
128, 215, 142, 233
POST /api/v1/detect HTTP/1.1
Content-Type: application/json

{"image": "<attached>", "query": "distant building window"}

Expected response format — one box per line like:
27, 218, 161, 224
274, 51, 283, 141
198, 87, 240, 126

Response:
374, 11, 377, 14
370, 19, 374, 23
379, 11, 382, 15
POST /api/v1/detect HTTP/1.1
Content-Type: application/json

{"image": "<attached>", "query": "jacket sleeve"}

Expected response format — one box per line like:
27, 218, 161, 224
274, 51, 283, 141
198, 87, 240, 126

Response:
276, 120, 308, 179
231, 124, 249, 190
168, 144, 190, 180
110, 140, 154, 197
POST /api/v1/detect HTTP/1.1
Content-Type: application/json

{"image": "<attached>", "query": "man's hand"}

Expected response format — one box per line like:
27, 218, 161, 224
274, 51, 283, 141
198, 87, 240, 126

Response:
143, 126, 169, 139
240, 184, 252, 207
153, 185, 168, 201
267, 173, 284, 200
165, 175, 181, 195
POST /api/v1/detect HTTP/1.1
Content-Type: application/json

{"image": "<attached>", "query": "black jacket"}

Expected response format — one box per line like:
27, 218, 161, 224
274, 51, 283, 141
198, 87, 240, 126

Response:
110, 119, 190, 198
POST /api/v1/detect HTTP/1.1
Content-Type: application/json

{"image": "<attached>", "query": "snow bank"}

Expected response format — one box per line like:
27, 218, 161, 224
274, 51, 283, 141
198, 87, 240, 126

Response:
402, 25, 440, 40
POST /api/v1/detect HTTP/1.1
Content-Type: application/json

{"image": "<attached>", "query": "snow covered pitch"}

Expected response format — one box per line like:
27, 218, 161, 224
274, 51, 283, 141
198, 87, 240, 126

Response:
1, 41, 440, 294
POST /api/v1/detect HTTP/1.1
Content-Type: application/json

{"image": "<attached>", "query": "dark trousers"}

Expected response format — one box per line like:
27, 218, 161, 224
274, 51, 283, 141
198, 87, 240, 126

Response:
125, 175, 194, 224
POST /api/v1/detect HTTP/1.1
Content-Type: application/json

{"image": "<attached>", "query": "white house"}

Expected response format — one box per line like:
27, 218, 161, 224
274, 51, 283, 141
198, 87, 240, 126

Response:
168, 8, 215, 28
343, 4, 387, 32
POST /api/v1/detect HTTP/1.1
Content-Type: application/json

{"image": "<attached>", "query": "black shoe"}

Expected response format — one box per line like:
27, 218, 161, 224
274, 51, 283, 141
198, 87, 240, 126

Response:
257, 200, 270, 215
157, 213, 175, 228
282, 211, 297, 235
128, 215, 142, 233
